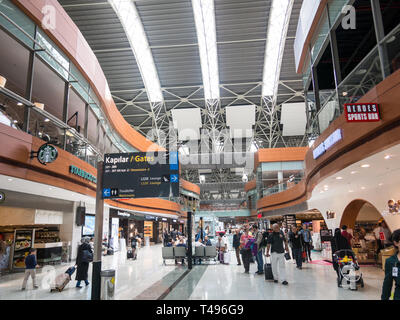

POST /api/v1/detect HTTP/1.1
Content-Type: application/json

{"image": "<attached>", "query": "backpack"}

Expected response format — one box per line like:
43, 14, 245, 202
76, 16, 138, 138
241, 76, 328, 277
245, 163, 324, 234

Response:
261, 231, 269, 248
245, 238, 258, 256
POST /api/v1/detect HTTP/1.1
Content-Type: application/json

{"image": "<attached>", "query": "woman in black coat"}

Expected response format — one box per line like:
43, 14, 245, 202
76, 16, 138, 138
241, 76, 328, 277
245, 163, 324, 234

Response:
331, 228, 352, 287
76, 237, 93, 288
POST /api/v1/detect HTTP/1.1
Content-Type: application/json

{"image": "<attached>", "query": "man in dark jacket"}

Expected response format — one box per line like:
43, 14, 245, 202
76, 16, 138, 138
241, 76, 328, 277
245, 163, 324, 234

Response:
381, 229, 400, 300
76, 237, 93, 288
233, 229, 241, 265
289, 226, 304, 269
21, 248, 39, 290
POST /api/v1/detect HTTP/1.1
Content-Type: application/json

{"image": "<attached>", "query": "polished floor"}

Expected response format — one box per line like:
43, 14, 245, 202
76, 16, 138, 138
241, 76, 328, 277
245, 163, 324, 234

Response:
0, 244, 184, 300
165, 251, 385, 300
0, 246, 385, 300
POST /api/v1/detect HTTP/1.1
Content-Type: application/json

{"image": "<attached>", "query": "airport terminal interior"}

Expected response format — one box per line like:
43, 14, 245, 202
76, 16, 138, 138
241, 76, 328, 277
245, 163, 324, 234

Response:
0, 0, 400, 301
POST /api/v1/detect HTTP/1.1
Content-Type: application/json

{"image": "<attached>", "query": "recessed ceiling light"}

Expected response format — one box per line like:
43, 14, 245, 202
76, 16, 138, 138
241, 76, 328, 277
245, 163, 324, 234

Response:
378, 183, 383, 186
336, 177, 343, 180
384, 155, 391, 159
361, 164, 370, 168
13, 120, 18, 124
44, 118, 50, 122
349, 190, 354, 193
342, 92, 348, 96
7, 178, 13, 181
17, 102, 23, 106
361, 187, 366, 190
350, 171, 358, 174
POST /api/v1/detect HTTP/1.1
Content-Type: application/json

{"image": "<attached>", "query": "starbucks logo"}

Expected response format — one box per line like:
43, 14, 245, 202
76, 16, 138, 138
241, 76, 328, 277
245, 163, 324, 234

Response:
37, 144, 58, 165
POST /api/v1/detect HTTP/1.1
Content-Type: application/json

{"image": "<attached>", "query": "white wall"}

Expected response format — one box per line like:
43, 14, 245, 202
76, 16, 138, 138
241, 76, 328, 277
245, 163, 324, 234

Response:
308, 177, 400, 233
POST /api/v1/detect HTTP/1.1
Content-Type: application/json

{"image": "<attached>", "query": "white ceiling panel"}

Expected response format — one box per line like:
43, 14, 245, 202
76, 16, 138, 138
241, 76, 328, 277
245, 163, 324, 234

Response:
171, 108, 202, 140
226, 105, 255, 138
280, 102, 307, 136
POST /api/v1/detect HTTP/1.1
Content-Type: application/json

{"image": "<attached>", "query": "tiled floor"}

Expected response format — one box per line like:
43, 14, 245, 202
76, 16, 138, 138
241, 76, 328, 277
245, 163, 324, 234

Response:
0, 244, 184, 300
0, 248, 386, 300
184, 251, 385, 300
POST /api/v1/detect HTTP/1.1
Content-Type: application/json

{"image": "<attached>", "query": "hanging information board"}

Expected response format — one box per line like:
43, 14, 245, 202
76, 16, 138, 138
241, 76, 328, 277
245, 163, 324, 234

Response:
102, 152, 179, 199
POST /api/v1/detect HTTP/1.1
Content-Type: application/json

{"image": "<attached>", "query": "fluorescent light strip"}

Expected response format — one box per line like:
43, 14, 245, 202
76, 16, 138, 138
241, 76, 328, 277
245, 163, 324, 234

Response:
109, 0, 163, 103
192, 0, 220, 100
262, 0, 293, 97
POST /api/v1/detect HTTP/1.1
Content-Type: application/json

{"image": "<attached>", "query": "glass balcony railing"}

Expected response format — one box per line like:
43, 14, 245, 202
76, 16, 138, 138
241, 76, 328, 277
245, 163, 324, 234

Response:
261, 173, 304, 197
310, 24, 400, 137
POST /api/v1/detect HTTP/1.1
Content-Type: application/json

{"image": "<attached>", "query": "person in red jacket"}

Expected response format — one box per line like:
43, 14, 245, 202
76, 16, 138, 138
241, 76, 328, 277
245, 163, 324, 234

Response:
341, 225, 353, 247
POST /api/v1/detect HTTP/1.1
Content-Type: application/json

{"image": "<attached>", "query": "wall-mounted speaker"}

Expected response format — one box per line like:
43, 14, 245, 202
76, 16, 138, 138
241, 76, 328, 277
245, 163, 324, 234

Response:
76, 206, 86, 226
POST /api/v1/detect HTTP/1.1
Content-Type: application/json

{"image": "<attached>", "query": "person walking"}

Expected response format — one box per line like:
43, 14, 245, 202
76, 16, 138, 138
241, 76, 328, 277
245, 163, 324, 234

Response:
239, 228, 253, 274
21, 248, 39, 290
381, 229, 400, 300
265, 223, 289, 285
374, 221, 392, 249
331, 228, 352, 287
253, 225, 264, 275
233, 229, 242, 266
289, 226, 304, 269
76, 237, 93, 288
341, 225, 353, 247
299, 224, 313, 262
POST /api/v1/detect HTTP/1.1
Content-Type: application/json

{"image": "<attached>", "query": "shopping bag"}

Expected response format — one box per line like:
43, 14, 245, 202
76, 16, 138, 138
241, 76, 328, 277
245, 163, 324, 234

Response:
223, 252, 230, 264
284, 252, 291, 261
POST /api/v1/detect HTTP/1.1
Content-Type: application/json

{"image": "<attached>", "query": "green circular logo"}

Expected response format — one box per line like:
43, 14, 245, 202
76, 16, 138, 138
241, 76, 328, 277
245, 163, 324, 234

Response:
37, 144, 58, 165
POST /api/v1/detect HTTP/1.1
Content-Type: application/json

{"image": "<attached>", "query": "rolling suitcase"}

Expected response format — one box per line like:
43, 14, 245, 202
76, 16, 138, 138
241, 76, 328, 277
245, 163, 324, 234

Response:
51, 266, 76, 292
264, 259, 274, 280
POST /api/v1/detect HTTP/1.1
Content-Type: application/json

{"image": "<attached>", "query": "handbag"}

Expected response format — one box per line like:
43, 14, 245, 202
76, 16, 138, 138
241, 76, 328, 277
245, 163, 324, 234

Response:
284, 252, 291, 260
82, 249, 93, 263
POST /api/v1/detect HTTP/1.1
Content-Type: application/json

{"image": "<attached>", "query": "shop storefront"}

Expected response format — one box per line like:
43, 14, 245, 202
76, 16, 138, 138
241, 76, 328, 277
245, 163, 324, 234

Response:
109, 208, 146, 249
0, 205, 65, 273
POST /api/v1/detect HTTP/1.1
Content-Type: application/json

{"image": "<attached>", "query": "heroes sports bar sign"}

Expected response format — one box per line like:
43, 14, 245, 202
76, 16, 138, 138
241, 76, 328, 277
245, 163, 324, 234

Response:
102, 152, 179, 199
344, 103, 380, 122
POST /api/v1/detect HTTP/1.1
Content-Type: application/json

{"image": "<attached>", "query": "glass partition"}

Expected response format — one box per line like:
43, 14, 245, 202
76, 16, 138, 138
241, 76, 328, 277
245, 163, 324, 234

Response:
29, 108, 65, 149
0, 0, 35, 48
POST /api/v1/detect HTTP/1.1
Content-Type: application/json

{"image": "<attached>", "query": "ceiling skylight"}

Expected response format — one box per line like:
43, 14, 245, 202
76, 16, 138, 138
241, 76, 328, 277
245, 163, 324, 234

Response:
108, 0, 163, 103
262, 0, 293, 97
192, 0, 220, 101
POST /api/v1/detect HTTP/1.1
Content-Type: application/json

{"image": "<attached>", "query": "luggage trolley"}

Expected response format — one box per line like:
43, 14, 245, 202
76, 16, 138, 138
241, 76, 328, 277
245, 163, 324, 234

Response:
333, 249, 364, 290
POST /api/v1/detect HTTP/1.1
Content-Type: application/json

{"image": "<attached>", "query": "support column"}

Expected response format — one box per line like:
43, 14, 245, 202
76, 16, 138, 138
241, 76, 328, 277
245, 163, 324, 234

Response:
91, 161, 104, 300
370, 0, 390, 79
23, 50, 35, 133
187, 211, 193, 270
278, 171, 284, 192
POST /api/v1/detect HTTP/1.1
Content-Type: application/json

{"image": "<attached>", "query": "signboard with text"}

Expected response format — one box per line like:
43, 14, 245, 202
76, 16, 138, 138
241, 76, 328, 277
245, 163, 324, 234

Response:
344, 103, 380, 122
102, 152, 179, 199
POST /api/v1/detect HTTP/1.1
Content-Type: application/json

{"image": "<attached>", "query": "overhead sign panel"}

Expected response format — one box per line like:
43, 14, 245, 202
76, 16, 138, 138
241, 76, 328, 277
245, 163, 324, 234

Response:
312, 129, 342, 159
102, 152, 179, 199
344, 103, 380, 122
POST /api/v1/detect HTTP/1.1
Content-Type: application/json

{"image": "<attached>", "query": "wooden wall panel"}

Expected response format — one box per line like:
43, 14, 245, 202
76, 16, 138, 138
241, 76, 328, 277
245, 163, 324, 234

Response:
180, 179, 200, 195
0, 124, 181, 215
255, 147, 308, 169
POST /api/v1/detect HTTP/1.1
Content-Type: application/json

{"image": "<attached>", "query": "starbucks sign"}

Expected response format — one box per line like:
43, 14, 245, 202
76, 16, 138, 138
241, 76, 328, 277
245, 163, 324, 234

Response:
31, 143, 58, 165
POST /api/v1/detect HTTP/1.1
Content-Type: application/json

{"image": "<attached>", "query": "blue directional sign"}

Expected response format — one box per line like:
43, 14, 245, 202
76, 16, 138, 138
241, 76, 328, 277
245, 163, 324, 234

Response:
103, 188, 111, 198
102, 152, 179, 199
170, 174, 179, 183
169, 151, 179, 170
